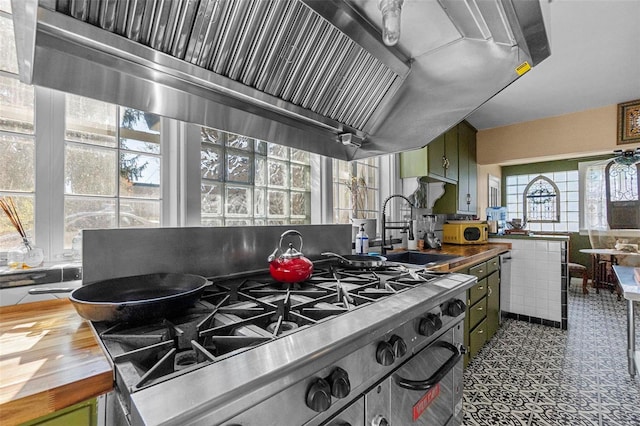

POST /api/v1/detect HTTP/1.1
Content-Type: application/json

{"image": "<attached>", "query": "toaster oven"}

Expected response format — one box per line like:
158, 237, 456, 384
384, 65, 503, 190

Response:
442, 222, 488, 244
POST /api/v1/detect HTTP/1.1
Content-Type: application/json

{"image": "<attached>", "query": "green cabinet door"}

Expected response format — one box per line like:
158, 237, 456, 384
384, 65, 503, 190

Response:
427, 133, 446, 179
20, 399, 97, 426
399, 145, 428, 178
486, 271, 500, 340
457, 121, 477, 215
428, 128, 458, 182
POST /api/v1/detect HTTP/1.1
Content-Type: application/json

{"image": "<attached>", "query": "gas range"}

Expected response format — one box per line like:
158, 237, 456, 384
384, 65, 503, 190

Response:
97, 264, 476, 426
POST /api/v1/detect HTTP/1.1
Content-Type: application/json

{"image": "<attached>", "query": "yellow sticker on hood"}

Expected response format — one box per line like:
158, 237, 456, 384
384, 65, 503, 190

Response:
516, 61, 531, 76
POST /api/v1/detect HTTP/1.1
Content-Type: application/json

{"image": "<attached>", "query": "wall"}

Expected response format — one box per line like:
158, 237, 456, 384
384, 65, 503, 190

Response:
476, 164, 502, 219
476, 105, 639, 166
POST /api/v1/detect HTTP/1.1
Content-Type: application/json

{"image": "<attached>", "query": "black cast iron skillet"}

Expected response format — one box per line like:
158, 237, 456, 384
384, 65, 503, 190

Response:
321, 252, 387, 269
30, 273, 210, 323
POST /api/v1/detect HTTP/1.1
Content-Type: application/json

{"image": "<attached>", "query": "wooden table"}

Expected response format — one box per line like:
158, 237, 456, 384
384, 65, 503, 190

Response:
0, 299, 113, 425
613, 266, 640, 377
579, 249, 640, 298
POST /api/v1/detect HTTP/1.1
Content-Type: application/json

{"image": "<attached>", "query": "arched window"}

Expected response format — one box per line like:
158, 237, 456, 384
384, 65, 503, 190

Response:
605, 159, 640, 229
523, 175, 560, 223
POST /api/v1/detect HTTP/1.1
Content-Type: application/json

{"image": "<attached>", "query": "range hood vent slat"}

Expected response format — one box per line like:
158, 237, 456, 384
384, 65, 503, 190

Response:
98, 0, 118, 32
308, 34, 352, 113
253, 0, 300, 92
209, 0, 254, 75
170, 0, 200, 59
225, 0, 273, 80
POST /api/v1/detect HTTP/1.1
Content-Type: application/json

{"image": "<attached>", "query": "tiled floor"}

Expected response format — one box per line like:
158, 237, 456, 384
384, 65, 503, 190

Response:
463, 279, 640, 425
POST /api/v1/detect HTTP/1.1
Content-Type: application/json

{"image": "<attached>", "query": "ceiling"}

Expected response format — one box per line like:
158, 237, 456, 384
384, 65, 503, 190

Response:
466, 0, 640, 131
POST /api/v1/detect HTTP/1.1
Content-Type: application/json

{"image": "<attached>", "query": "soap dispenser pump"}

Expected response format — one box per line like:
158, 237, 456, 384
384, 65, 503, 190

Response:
355, 224, 369, 255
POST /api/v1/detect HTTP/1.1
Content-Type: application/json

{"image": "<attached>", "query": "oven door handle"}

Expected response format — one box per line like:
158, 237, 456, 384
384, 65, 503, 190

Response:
393, 341, 465, 391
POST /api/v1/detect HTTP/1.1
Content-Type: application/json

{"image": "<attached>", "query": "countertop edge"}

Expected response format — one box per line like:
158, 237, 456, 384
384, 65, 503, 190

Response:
0, 299, 114, 425
613, 265, 640, 302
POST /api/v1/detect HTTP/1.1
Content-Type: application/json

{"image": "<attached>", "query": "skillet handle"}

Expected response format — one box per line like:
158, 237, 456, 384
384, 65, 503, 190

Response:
28, 287, 74, 294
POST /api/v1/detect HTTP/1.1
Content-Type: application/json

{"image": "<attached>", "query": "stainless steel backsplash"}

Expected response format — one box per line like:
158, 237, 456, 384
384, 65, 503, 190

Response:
82, 225, 351, 284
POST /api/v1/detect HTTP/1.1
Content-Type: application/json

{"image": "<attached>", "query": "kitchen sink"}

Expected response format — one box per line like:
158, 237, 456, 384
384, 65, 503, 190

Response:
384, 251, 459, 266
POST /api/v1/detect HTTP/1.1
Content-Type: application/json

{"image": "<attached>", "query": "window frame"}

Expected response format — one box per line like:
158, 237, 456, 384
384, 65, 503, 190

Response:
523, 175, 561, 223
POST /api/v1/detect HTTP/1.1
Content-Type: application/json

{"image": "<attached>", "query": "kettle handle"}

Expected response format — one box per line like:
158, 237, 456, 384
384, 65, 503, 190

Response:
279, 229, 303, 252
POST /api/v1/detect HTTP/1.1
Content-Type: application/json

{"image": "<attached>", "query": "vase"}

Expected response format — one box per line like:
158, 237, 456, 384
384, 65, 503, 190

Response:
7, 238, 44, 269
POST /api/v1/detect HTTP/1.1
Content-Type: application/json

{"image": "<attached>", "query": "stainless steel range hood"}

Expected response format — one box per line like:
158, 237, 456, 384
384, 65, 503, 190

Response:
11, 0, 549, 160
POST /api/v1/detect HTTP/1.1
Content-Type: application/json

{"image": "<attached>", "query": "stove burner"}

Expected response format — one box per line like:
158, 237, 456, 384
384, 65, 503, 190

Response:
174, 350, 197, 371
266, 320, 299, 335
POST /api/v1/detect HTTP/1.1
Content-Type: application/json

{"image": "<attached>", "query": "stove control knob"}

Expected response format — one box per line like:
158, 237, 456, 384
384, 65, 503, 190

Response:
376, 341, 395, 366
371, 415, 389, 426
306, 378, 332, 412
389, 334, 407, 358
419, 313, 442, 337
444, 299, 466, 317
329, 367, 351, 398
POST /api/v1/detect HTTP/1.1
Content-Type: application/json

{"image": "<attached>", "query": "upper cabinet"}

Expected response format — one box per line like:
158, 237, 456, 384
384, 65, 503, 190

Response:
430, 121, 478, 215
457, 121, 478, 215
400, 126, 459, 182
428, 127, 459, 183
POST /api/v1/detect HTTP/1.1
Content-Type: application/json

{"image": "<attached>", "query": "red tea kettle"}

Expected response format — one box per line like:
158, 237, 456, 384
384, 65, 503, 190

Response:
268, 230, 313, 283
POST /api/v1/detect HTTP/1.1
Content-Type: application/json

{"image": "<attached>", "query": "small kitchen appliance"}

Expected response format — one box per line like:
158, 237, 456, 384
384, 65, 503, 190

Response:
486, 207, 507, 235
424, 215, 442, 250
442, 221, 488, 244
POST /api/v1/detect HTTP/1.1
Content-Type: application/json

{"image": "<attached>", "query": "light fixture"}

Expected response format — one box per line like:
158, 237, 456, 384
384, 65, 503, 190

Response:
378, 0, 404, 47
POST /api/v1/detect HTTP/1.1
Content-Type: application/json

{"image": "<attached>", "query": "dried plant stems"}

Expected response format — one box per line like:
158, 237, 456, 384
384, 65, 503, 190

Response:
0, 196, 28, 240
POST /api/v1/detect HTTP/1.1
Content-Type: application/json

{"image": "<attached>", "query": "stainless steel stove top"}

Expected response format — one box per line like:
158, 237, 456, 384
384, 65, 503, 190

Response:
95, 267, 443, 390
96, 264, 476, 426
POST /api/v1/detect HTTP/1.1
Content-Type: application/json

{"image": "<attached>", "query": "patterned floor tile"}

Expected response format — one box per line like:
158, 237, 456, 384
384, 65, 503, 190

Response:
463, 278, 640, 426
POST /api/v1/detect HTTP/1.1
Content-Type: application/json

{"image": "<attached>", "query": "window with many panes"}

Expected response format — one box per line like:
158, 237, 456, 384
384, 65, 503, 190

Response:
332, 158, 379, 225
200, 126, 311, 226
64, 95, 162, 248
523, 175, 561, 223
506, 171, 579, 232
0, 3, 36, 251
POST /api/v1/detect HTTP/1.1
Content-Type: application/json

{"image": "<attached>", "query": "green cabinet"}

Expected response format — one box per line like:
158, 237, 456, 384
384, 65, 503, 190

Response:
463, 256, 500, 368
427, 127, 458, 182
430, 122, 477, 215
456, 121, 477, 215
399, 145, 428, 178
399, 125, 459, 181
20, 399, 97, 426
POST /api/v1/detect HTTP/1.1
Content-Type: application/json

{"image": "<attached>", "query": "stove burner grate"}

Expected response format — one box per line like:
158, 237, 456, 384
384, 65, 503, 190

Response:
95, 265, 439, 392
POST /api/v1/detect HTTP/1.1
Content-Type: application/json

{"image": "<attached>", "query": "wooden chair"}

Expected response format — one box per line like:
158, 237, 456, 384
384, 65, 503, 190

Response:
568, 262, 589, 294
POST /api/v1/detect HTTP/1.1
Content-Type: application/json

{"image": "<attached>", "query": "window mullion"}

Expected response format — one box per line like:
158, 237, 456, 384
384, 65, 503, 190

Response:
184, 123, 203, 226
34, 86, 65, 261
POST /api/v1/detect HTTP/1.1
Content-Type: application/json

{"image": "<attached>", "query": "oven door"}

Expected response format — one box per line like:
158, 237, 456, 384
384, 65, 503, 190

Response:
365, 326, 464, 426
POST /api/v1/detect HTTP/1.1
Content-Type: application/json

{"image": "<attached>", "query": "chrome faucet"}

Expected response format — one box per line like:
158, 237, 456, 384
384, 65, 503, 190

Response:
381, 194, 414, 255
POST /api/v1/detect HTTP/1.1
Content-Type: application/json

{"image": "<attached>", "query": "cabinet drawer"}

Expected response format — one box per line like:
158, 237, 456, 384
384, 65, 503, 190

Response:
468, 297, 487, 330
469, 319, 487, 357
468, 277, 487, 306
486, 256, 499, 274
469, 262, 487, 279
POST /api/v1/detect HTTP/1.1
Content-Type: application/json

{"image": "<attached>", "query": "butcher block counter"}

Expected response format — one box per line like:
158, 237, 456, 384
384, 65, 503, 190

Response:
0, 298, 113, 425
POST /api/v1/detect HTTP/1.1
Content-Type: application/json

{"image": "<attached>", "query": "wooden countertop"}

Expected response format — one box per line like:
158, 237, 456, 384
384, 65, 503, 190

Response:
390, 242, 511, 272
0, 299, 113, 425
